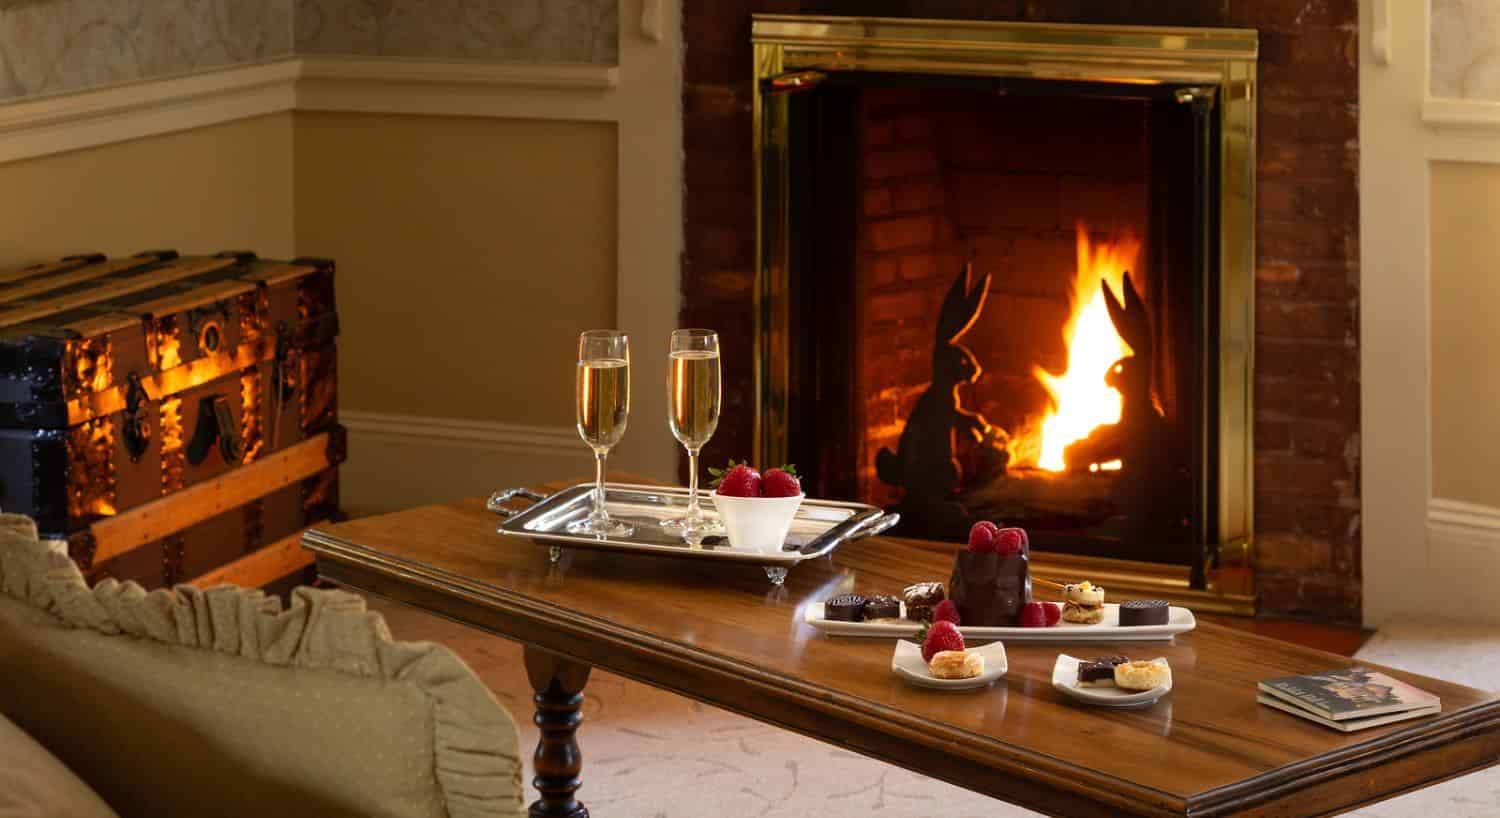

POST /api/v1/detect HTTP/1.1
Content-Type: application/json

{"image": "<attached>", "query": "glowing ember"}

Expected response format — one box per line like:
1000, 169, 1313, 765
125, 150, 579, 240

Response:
1031, 225, 1139, 472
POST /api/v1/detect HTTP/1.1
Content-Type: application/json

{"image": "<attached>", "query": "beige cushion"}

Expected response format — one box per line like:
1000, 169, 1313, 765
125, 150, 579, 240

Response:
0, 711, 118, 818
0, 514, 525, 818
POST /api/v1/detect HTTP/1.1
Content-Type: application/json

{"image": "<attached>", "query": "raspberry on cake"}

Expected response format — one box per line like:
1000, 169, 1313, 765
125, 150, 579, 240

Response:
932, 599, 961, 625
967, 521, 999, 552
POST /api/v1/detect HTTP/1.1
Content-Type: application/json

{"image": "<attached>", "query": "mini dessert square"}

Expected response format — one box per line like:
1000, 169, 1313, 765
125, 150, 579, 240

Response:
902, 583, 945, 622
1062, 581, 1105, 624
824, 594, 866, 622
861, 594, 901, 622
1077, 655, 1129, 688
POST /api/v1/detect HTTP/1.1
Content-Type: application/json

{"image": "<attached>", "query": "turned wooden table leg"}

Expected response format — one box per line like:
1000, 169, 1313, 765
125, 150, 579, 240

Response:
523, 646, 592, 818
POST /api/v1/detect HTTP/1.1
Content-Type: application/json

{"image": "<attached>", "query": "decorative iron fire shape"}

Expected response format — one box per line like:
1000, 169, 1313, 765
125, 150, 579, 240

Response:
875, 262, 1008, 507
875, 261, 1167, 539
1062, 272, 1166, 473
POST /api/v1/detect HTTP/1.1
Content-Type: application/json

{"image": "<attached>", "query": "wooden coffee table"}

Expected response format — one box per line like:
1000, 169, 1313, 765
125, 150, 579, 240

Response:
304, 485, 1500, 817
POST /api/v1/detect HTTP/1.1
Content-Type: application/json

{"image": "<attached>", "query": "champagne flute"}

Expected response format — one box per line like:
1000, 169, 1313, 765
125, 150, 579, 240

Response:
660, 329, 723, 540
568, 330, 634, 537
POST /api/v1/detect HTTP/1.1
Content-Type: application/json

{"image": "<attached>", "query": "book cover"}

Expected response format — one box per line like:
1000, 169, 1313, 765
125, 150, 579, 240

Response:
1257, 694, 1442, 732
1258, 667, 1441, 721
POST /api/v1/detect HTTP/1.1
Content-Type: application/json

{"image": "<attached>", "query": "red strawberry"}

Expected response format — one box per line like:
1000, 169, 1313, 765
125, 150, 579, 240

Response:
919, 619, 965, 662
967, 521, 999, 552
714, 464, 761, 497
761, 466, 802, 498
932, 599, 961, 626
1019, 601, 1046, 627
994, 528, 1027, 556
1042, 601, 1061, 626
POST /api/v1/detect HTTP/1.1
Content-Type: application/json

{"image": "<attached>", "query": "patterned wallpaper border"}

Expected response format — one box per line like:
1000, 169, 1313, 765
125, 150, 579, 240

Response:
0, 0, 617, 102
1432, 0, 1500, 102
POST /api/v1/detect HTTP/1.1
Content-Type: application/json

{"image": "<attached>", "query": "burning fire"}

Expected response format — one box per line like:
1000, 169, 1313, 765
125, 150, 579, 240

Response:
1029, 225, 1140, 472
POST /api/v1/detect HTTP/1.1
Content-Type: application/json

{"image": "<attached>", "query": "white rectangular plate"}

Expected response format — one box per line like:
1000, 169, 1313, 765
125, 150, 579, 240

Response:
804, 602, 1195, 642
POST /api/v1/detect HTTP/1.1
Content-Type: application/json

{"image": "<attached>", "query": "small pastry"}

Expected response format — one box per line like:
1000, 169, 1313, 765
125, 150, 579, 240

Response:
902, 582, 946, 622
1064, 581, 1105, 606
1062, 581, 1106, 624
1119, 599, 1170, 626
929, 649, 984, 680
1114, 659, 1172, 692
861, 594, 901, 622
1076, 655, 1128, 687
825, 594, 866, 622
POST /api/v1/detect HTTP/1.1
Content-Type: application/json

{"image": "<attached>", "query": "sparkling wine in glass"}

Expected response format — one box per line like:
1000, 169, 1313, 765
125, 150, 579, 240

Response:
660, 329, 723, 540
569, 330, 634, 537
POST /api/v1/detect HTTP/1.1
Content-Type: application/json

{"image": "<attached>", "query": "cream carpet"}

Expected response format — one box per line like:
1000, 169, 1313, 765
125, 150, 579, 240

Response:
372, 600, 1499, 817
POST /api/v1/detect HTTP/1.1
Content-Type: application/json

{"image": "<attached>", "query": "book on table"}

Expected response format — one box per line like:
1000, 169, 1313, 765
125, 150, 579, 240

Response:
1258, 667, 1441, 732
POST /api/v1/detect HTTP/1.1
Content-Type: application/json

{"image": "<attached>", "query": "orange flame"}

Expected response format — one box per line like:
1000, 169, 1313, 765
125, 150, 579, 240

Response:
1026, 225, 1139, 472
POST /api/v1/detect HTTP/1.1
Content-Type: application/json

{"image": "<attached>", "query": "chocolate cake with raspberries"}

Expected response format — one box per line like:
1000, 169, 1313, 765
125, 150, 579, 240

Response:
949, 524, 1032, 626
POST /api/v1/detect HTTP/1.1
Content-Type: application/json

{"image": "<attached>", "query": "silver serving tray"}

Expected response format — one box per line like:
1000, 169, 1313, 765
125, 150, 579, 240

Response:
489, 482, 894, 583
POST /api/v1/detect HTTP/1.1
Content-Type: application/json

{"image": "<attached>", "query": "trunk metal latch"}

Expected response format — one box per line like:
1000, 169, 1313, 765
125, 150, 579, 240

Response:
122, 372, 151, 462
186, 395, 243, 465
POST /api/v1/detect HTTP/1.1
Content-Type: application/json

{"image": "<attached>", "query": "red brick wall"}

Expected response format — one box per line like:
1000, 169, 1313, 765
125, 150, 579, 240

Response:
682, 0, 1361, 623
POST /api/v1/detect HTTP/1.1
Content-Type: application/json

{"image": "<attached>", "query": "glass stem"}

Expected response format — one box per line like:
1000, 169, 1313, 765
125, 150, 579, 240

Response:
686, 449, 701, 523
592, 451, 608, 524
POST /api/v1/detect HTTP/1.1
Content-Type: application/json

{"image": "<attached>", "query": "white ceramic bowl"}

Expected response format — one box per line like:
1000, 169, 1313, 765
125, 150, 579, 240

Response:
712, 493, 804, 553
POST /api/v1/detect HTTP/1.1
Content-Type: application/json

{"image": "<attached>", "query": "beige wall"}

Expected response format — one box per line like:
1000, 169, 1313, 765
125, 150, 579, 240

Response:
0, 113, 294, 266
1430, 160, 1500, 508
293, 112, 618, 427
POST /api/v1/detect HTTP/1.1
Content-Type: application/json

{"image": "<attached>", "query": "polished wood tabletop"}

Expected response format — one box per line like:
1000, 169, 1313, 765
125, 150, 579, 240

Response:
305, 484, 1500, 818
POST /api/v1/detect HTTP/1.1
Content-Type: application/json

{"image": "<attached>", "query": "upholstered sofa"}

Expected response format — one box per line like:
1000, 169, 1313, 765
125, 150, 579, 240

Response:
0, 513, 527, 818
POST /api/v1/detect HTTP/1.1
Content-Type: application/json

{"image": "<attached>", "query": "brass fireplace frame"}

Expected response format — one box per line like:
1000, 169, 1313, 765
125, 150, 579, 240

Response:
751, 16, 1258, 614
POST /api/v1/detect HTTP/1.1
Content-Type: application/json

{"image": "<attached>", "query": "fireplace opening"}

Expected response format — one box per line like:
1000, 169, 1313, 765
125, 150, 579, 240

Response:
782, 74, 1218, 568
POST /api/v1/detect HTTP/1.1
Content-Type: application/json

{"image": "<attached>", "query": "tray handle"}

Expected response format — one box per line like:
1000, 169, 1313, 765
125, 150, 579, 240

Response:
850, 512, 901, 541
800, 509, 896, 555
487, 487, 549, 518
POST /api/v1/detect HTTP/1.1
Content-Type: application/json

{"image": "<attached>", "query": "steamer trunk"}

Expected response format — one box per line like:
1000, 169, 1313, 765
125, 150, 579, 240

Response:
0, 250, 344, 590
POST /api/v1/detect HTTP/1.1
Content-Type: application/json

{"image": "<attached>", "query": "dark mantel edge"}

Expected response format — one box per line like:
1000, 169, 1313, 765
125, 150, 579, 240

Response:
304, 528, 1500, 818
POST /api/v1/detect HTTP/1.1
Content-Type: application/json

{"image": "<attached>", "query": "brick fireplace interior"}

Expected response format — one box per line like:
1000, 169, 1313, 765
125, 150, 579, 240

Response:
784, 79, 1206, 567
681, 2, 1360, 623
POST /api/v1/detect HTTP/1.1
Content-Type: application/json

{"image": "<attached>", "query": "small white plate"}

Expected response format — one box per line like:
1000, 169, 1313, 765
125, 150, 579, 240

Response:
1052, 654, 1172, 707
807, 602, 1195, 642
891, 640, 1008, 690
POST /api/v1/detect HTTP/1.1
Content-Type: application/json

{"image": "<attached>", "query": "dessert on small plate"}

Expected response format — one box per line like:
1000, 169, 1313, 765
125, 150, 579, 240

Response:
1052, 654, 1171, 707
892, 640, 1008, 690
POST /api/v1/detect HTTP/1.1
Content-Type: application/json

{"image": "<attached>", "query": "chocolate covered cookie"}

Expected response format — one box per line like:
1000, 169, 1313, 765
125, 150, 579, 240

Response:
824, 594, 866, 622
1119, 599, 1170, 627
861, 594, 901, 621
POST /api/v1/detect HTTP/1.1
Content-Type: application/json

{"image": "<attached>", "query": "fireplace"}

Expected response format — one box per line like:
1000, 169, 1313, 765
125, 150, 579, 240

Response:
752, 17, 1256, 611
